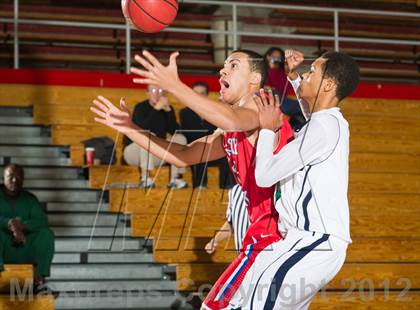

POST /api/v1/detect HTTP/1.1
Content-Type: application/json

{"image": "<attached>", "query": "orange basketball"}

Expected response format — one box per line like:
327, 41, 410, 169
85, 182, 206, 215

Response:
121, 0, 178, 33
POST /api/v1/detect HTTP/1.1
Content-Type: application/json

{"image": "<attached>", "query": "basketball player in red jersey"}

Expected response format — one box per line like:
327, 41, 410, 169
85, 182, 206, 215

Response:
91, 49, 294, 309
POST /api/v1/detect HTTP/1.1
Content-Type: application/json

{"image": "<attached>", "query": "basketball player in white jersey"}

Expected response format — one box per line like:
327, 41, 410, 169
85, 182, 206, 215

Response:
228, 50, 360, 309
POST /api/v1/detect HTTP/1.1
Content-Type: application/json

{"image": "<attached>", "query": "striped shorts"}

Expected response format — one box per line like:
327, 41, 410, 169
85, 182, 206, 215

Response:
229, 229, 348, 309
202, 235, 281, 310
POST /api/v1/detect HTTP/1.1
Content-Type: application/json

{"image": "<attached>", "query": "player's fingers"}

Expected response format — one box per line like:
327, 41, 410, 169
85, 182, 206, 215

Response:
120, 97, 130, 113
130, 65, 153, 78
94, 117, 108, 125
259, 89, 268, 106
169, 51, 179, 68
267, 88, 275, 106
134, 54, 154, 71
274, 94, 280, 108
92, 99, 109, 113
90, 107, 107, 119
253, 94, 263, 111
97, 96, 115, 109
142, 50, 163, 68
132, 78, 155, 85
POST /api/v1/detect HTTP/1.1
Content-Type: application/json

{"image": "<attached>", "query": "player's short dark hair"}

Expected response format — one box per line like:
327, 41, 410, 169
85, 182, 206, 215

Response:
232, 49, 267, 88
321, 52, 360, 101
192, 81, 209, 94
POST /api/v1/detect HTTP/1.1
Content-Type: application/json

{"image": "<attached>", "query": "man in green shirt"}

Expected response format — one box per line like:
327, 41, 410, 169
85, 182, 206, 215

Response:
0, 164, 55, 293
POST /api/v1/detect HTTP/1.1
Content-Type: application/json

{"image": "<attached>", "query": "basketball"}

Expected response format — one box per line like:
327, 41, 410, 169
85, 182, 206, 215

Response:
121, 0, 178, 33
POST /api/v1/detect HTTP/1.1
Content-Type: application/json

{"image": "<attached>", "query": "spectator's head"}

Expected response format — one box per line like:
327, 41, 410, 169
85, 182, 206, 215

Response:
147, 84, 167, 106
299, 52, 359, 112
264, 47, 285, 69
219, 49, 267, 104
192, 82, 209, 97
3, 164, 24, 196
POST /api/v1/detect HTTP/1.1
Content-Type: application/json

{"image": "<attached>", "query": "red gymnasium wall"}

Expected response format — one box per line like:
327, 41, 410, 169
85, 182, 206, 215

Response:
0, 68, 419, 100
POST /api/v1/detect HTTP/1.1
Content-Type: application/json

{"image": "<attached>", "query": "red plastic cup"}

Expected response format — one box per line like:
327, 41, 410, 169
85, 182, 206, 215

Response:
85, 147, 95, 165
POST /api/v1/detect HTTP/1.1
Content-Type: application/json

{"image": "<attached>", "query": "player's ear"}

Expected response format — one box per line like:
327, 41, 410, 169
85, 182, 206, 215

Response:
323, 78, 336, 94
250, 72, 262, 87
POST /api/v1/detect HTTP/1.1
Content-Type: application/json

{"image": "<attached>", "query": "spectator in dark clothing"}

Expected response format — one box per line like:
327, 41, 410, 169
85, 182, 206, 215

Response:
180, 82, 235, 189
123, 84, 188, 189
0, 164, 55, 294
264, 47, 307, 132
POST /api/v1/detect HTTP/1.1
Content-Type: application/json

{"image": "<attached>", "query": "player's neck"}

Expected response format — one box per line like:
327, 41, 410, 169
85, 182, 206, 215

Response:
310, 93, 339, 113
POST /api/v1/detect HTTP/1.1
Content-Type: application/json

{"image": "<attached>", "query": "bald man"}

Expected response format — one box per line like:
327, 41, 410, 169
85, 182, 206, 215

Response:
0, 164, 55, 293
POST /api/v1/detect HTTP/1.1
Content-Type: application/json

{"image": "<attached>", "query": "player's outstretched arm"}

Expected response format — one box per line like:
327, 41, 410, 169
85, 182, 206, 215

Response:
130, 50, 260, 132
91, 96, 226, 167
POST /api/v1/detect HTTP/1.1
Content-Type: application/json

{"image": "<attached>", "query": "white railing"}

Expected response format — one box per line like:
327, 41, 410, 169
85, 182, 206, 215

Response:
2, 0, 419, 73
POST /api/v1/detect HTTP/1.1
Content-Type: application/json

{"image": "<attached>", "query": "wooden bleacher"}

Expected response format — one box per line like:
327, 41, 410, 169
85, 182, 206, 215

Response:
0, 265, 54, 309
0, 82, 419, 307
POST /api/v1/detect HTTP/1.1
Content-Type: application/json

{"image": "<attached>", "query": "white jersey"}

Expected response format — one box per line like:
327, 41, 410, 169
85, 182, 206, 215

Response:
255, 101, 351, 243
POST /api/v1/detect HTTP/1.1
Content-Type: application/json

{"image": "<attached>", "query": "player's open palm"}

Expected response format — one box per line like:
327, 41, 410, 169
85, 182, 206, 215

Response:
285, 49, 304, 75
131, 50, 181, 93
254, 89, 283, 132
91, 96, 135, 133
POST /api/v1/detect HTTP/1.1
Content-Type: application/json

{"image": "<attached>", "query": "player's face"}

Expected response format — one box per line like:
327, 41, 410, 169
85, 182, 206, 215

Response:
219, 52, 256, 105
298, 57, 327, 113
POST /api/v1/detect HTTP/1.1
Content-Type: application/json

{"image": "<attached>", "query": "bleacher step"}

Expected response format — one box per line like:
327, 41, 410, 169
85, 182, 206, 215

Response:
9, 156, 70, 166
48, 279, 176, 292
52, 252, 154, 264
24, 179, 87, 189
0, 136, 51, 144
51, 225, 131, 237
0, 167, 82, 179
0, 116, 33, 125
49, 264, 166, 280
54, 293, 180, 309
0, 145, 67, 157
48, 212, 126, 226
54, 237, 149, 252
31, 189, 99, 202
47, 202, 108, 212
0, 125, 44, 136
0, 106, 32, 117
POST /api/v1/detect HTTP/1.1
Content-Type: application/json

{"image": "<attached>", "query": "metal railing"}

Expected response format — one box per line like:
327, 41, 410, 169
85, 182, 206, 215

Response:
2, 0, 419, 73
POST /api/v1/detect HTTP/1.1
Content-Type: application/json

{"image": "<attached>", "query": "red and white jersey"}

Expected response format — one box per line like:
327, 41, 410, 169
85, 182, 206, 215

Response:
223, 117, 294, 249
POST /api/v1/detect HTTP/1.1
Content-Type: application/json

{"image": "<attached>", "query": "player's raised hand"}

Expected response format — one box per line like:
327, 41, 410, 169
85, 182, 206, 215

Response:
131, 50, 181, 93
284, 49, 304, 77
91, 96, 136, 133
254, 88, 283, 132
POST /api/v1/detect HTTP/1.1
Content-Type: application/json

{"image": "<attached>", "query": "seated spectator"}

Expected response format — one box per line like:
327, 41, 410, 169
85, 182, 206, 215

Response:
264, 47, 306, 132
123, 84, 188, 189
0, 164, 55, 294
180, 82, 235, 189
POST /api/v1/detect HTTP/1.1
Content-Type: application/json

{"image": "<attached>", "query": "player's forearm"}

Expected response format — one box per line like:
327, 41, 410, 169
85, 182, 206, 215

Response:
171, 82, 255, 131
125, 127, 191, 168
214, 221, 233, 244
255, 129, 299, 187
